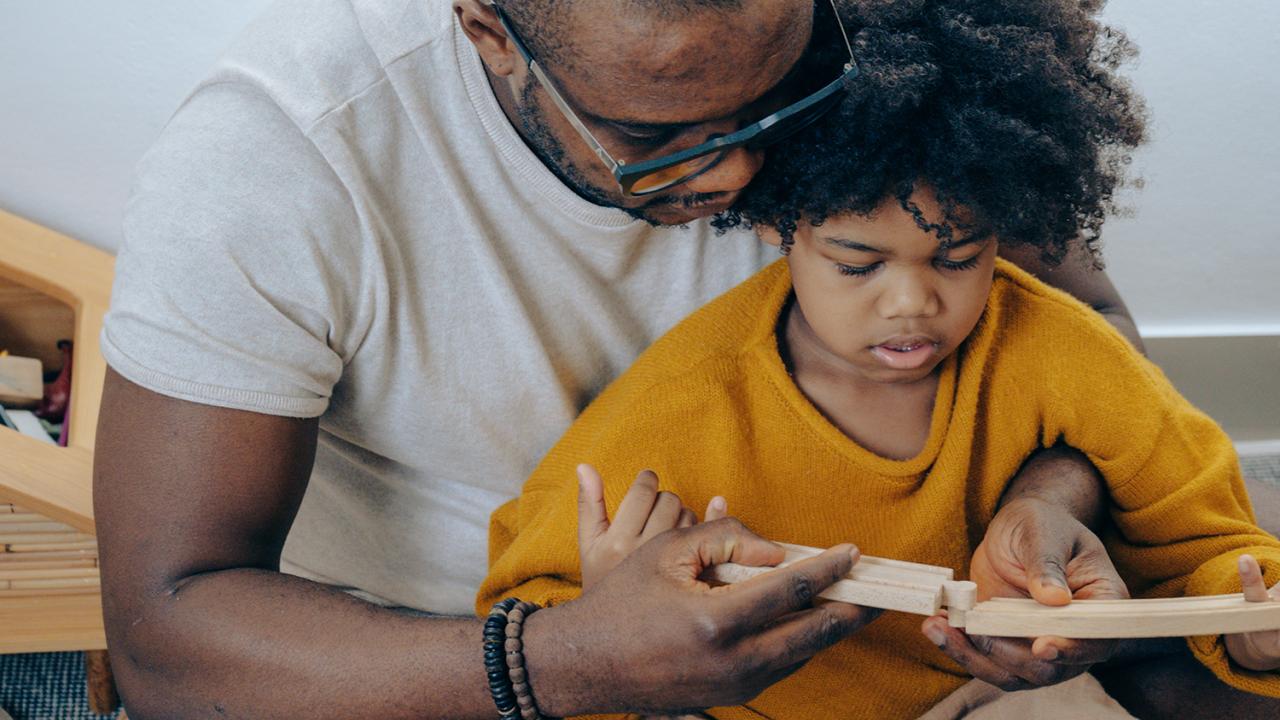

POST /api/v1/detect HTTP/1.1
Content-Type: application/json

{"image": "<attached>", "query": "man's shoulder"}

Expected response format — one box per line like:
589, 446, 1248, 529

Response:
205, 0, 455, 131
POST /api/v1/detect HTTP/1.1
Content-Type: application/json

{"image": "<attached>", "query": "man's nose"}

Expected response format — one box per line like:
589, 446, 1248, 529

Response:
682, 144, 766, 196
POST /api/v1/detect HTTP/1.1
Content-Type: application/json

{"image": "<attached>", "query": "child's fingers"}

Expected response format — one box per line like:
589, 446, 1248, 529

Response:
704, 496, 727, 522
1238, 555, 1271, 602
640, 491, 685, 541
576, 464, 611, 550
612, 469, 661, 537
676, 508, 697, 529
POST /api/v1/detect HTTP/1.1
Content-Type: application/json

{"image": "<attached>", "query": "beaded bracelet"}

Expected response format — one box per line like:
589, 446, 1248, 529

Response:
484, 598, 520, 718
484, 598, 552, 720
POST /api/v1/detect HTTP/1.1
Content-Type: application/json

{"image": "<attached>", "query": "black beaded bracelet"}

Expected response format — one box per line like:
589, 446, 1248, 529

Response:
484, 598, 521, 718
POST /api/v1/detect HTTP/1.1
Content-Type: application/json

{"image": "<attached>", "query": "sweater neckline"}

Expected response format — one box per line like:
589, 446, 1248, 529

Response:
749, 263, 958, 478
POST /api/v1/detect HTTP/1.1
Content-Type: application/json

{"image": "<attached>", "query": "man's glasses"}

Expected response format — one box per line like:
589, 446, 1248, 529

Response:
493, 0, 858, 197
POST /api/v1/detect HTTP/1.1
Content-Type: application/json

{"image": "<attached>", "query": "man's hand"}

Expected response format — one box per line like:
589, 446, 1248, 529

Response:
1225, 554, 1280, 671
921, 497, 1129, 690
577, 464, 726, 588
522, 499, 878, 715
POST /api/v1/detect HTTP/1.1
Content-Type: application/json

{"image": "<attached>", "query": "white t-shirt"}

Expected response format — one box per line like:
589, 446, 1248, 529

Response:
103, 0, 771, 613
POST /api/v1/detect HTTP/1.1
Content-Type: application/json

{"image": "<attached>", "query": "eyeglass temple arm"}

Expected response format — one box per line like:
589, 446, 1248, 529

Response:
490, 2, 623, 173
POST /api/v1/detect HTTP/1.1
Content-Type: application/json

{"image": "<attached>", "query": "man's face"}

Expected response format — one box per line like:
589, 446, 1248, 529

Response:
510, 0, 815, 226
782, 189, 998, 387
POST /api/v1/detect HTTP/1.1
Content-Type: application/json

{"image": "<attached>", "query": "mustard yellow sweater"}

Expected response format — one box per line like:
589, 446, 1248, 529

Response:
479, 259, 1280, 718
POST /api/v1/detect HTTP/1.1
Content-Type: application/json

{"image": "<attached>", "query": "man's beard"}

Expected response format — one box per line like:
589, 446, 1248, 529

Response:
516, 80, 730, 227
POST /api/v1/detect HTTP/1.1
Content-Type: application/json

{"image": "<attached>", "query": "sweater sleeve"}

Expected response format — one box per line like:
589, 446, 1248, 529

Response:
1032, 296, 1280, 696
476, 356, 722, 615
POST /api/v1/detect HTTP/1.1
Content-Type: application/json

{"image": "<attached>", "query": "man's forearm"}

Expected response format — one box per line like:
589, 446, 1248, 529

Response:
999, 443, 1107, 531
110, 570, 501, 720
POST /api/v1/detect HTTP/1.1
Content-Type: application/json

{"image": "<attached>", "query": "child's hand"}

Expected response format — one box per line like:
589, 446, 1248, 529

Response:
576, 463, 727, 589
1225, 554, 1280, 671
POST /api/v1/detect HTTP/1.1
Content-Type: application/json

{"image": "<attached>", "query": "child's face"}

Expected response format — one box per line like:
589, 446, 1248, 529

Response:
772, 189, 997, 385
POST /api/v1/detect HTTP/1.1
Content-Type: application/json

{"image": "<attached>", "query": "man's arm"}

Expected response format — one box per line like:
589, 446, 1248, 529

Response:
999, 243, 1145, 353
95, 369, 870, 719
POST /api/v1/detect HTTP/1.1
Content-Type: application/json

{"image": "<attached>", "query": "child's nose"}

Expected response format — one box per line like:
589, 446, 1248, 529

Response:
877, 273, 940, 320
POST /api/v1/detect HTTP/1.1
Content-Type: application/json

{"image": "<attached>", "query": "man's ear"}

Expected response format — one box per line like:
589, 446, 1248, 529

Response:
454, 1, 520, 77
756, 224, 784, 248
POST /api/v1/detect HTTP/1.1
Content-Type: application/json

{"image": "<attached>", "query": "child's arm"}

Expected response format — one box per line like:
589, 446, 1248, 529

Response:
1036, 306, 1280, 695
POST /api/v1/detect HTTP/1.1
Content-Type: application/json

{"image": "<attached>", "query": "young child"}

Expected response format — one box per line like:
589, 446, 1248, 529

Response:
479, 0, 1280, 717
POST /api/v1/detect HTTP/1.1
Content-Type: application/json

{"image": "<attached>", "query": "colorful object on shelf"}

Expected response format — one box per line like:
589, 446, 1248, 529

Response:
35, 340, 72, 424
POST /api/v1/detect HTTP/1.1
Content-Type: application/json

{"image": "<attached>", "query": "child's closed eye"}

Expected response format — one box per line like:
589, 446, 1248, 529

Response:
935, 255, 982, 272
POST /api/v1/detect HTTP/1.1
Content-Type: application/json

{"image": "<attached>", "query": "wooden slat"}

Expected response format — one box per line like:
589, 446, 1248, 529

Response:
0, 429, 95, 533
0, 593, 107, 652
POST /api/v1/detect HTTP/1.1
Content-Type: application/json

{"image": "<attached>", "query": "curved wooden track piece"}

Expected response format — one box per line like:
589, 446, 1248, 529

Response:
960, 594, 1280, 639
709, 542, 1280, 639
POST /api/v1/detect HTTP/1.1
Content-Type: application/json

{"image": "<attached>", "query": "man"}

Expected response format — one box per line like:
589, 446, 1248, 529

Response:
94, 1, 1188, 717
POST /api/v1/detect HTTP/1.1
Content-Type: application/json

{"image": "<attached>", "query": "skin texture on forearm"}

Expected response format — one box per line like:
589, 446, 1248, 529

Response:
998, 443, 1107, 531
94, 369, 508, 719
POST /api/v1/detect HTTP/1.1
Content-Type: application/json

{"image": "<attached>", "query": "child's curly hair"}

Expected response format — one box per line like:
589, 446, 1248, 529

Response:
716, 0, 1148, 265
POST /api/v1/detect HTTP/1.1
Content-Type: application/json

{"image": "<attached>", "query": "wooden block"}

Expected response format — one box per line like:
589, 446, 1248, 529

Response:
961, 594, 1280, 638
0, 355, 42, 407
943, 581, 978, 628
706, 543, 955, 616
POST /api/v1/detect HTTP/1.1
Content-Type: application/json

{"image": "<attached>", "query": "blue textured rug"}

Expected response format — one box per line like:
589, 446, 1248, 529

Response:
0, 652, 121, 720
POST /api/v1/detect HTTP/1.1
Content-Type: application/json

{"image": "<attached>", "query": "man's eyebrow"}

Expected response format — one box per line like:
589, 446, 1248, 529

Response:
593, 117, 698, 134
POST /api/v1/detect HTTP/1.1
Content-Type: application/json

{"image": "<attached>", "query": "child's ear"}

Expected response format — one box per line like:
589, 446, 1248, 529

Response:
756, 225, 784, 248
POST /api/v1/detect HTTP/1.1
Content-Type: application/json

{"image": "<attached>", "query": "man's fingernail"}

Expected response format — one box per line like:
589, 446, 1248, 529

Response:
711, 497, 726, 511
923, 624, 946, 646
1042, 646, 1060, 660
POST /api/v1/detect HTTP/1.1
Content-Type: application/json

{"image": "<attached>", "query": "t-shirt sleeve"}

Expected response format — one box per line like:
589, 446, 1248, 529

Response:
1034, 301, 1280, 695
102, 80, 368, 417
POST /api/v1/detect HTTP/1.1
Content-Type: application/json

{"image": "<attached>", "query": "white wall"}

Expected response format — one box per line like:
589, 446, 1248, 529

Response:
1099, 0, 1280, 336
0, 0, 273, 254
1, 0, 1277, 336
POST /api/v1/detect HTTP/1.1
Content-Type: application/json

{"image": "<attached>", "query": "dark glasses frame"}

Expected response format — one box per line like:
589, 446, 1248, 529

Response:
492, 0, 858, 196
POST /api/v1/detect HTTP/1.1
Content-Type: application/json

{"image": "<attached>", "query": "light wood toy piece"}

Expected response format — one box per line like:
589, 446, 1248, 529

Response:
0, 355, 43, 407
1, 209, 118, 712
708, 542, 1280, 639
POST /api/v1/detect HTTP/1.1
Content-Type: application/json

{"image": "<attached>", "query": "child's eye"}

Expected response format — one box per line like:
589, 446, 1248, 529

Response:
936, 255, 981, 272
836, 262, 881, 277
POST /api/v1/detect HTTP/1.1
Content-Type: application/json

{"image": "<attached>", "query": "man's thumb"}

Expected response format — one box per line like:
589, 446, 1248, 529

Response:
1025, 549, 1073, 606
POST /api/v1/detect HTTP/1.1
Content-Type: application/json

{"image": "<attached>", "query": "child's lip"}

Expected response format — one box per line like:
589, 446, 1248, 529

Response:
870, 337, 940, 371
873, 334, 938, 350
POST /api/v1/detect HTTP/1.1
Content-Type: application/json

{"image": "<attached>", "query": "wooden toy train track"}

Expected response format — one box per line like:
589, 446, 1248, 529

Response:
705, 543, 1280, 638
